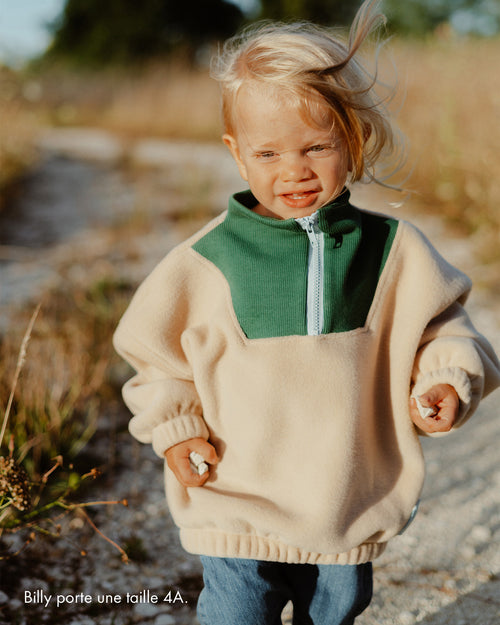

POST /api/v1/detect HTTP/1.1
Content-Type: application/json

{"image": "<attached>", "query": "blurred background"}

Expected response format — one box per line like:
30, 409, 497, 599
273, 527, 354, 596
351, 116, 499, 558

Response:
1, 0, 500, 610
1, 0, 500, 236
1, 0, 500, 235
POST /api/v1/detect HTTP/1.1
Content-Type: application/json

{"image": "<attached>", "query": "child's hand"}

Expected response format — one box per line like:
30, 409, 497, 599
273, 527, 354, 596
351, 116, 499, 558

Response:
165, 438, 219, 487
410, 384, 459, 434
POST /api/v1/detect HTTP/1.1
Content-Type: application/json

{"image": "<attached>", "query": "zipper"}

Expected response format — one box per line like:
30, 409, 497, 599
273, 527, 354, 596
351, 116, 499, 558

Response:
295, 213, 324, 335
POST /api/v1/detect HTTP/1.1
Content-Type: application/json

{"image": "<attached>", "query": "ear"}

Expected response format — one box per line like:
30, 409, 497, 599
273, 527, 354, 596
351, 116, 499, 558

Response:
223, 134, 248, 182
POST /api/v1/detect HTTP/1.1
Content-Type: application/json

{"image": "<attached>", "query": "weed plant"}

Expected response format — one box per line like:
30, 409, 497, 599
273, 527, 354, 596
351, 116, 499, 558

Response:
0, 277, 133, 559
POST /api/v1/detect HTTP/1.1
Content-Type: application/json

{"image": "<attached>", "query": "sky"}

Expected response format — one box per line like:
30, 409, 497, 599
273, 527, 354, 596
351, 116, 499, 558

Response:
0, 0, 64, 64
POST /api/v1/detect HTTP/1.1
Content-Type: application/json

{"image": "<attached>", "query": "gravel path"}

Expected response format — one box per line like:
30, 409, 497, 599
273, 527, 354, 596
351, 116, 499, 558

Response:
1, 131, 499, 625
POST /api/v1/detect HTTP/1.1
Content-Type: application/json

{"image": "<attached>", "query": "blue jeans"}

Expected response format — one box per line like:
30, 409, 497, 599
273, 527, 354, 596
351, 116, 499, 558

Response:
197, 556, 373, 625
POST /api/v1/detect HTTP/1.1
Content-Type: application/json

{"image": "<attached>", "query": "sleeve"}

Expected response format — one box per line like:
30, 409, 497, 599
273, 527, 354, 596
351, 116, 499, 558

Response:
113, 248, 210, 458
411, 300, 500, 427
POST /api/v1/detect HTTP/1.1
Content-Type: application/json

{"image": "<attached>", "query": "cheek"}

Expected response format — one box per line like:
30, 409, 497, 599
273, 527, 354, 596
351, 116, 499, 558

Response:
246, 165, 272, 191
330, 144, 351, 174
321, 158, 348, 186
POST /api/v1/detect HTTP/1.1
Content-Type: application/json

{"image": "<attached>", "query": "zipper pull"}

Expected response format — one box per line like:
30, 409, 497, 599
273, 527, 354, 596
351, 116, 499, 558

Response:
298, 214, 319, 244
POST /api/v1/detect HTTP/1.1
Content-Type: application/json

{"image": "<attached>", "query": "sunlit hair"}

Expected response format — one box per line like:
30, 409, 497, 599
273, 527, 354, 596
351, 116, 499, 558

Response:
211, 0, 402, 186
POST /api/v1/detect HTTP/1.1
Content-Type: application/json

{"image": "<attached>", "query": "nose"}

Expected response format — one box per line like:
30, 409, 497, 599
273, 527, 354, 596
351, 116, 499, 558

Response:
279, 152, 312, 182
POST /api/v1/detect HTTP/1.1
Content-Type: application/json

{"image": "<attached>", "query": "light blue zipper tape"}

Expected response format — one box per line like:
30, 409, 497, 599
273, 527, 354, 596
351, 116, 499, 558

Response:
296, 212, 324, 335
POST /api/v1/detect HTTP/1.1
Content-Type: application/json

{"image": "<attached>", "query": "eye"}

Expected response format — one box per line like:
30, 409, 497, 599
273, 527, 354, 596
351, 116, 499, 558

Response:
307, 144, 336, 157
254, 151, 280, 163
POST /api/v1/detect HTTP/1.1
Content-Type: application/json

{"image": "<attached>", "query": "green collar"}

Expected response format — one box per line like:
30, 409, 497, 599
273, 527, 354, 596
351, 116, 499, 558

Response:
229, 189, 361, 236
193, 188, 398, 338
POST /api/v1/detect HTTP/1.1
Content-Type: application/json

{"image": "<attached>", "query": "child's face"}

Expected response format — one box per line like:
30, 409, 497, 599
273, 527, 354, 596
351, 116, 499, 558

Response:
223, 83, 349, 220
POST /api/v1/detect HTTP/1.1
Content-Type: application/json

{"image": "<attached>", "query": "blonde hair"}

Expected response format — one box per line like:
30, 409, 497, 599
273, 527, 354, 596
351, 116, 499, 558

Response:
211, 0, 401, 186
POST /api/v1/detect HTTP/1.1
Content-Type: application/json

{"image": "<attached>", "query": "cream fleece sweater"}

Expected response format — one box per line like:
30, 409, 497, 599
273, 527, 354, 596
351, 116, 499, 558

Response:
113, 193, 500, 565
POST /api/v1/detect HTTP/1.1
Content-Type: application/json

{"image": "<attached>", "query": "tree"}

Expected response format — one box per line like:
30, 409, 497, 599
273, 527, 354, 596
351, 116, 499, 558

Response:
257, 0, 500, 36
383, 0, 500, 36
382, 0, 449, 35
258, 0, 358, 25
47, 0, 244, 66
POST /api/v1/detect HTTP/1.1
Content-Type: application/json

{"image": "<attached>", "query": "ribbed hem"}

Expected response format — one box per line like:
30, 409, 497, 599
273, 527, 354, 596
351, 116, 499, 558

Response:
179, 529, 386, 565
151, 415, 209, 457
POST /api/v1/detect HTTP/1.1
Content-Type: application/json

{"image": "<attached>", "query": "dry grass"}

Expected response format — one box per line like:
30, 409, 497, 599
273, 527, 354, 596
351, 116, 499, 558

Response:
0, 68, 39, 201
387, 37, 500, 246
103, 63, 222, 140
0, 278, 132, 485
378, 39, 500, 262
0, 271, 136, 556
33, 61, 223, 141
0, 277, 134, 557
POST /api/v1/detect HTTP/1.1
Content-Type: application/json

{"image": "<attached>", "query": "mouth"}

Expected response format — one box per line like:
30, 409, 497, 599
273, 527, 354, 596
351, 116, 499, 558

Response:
279, 190, 320, 209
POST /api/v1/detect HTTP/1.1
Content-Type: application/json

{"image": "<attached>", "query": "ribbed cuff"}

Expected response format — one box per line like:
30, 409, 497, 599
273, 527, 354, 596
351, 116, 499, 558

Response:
151, 415, 210, 457
412, 366, 471, 426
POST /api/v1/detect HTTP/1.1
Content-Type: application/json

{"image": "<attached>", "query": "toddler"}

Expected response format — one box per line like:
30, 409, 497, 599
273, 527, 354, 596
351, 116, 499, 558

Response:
114, 1, 500, 623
